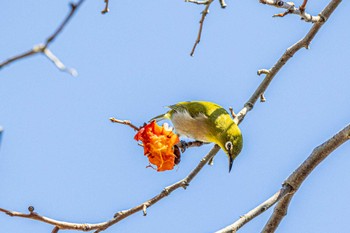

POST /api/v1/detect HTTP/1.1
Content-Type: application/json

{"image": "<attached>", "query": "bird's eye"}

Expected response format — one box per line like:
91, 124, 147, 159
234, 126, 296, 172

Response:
225, 141, 233, 151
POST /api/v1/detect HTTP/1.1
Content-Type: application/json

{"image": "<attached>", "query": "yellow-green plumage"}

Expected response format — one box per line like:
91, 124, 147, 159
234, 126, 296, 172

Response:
151, 101, 243, 172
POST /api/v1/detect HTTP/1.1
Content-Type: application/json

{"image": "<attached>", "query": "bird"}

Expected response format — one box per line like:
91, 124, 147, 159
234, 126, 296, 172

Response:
150, 101, 243, 172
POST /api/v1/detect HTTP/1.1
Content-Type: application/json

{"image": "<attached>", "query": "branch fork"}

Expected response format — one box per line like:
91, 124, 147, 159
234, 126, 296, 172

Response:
260, 0, 323, 23
0, 0, 84, 76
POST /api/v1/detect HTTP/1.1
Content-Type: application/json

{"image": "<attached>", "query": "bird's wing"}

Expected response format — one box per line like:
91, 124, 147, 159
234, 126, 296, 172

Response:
169, 101, 222, 118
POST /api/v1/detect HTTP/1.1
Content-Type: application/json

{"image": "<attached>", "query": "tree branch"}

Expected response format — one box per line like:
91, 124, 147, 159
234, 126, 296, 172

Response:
109, 117, 140, 131
262, 123, 350, 232
260, 0, 321, 22
212, 0, 345, 231
0, 0, 343, 232
234, 0, 341, 125
188, 0, 214, 56
215, 185, 293, 233
0, 0, 84, 76
0, 145, 221, 232
215, 123, 350, 233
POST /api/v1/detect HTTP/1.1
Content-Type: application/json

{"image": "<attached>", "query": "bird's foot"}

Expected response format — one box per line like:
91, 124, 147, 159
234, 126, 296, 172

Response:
179, 140, 188, 153
177, 140, 209, 153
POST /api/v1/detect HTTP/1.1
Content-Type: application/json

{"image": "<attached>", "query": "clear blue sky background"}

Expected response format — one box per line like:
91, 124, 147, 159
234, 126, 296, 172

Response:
1, 1, 349, 232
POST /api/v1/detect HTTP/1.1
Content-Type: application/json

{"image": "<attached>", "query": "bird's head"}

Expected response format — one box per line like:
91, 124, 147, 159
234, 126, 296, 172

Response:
217, 123, 243, 173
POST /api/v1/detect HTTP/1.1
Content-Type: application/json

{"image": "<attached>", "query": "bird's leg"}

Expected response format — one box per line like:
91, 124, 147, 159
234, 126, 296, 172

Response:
177, 140, 209, 153
179, 140, 189, 153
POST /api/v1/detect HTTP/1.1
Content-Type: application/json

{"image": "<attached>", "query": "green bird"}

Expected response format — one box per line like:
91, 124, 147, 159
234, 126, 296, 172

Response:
151, 101, 243, 172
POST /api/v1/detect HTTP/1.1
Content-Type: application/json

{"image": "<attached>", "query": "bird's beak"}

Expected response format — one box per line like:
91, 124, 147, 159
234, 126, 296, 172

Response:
228, 154, 234, 173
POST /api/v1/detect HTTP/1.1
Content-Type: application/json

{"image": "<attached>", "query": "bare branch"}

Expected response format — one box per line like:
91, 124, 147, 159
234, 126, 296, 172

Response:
215, 185, 293, 233
299, 0, 308, 12
215, 123, 350, 233
0, 49, 38, 69
234, 0, 341, 125
189, 0, 214, 56
101, 0, 110, 14
257, 69, 270, 76
44, 0, 85, 47
262, 123, 350, 232
260, 0, 322, 22
109, 117, 140, 131
0, 0, 343, 232
0, 146, 221, 232
43, 48, 78, 76
0, 0, 85, 75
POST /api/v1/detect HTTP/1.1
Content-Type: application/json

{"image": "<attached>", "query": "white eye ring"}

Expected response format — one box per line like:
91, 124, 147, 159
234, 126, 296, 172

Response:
225, 141, 233, 151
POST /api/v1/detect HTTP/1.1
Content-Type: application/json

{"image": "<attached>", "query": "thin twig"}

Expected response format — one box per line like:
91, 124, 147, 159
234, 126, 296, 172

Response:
101, 0, 110, 14
299, 0, 308, 12
219, 0, 227, 8
260, 0, 321, 22
234, 0, 341, 125
185, 0, 211, 5
43, 48, 78, 76
215, 123, 350, 233
109, 117, 140, 131
0, 0, 85, 75
260, 93, 266, 102
52, 226, 60, 233
190, 0, 214, 56
44, 1, 84, 47
229, 107, 236, 118
0, 49, 37, 69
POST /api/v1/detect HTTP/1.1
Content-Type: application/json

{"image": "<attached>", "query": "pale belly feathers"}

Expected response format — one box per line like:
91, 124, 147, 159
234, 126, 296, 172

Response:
170, 110, 211, 142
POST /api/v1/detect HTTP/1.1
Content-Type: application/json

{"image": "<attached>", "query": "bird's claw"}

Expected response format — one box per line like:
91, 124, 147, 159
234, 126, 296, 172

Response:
180, 140, 188, 153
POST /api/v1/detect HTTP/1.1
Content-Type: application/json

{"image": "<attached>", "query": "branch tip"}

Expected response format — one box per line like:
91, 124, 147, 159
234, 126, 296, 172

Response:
162, 188, 170, 196
260, 94, 266, 102
0, 0, 84, 73
114, 211, 124, 218
51, 226, 60, 233
257, 69, 270, 76
229, 107, 237, 118
181, 180, 189, 189
189, 0, 213, 56
142, 204, 148, 216
219, 0, 227, 8
101, 0, 110, 14
109, 117, 140, 131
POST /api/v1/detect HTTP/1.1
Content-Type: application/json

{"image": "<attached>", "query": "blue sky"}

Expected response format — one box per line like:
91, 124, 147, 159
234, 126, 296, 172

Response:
0, 1, 349, 232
